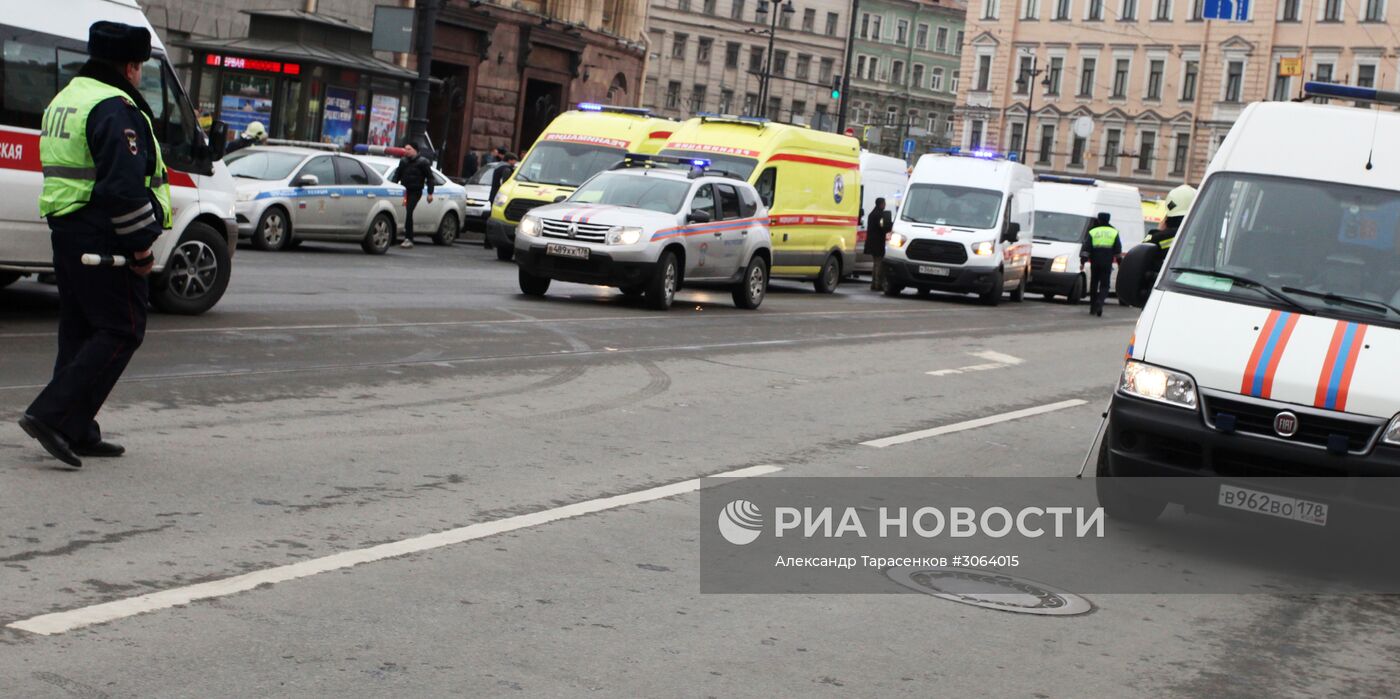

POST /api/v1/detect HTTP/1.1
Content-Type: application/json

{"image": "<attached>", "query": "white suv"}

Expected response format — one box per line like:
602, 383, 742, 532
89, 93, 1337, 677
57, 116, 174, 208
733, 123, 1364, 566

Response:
514, 154, 773, 310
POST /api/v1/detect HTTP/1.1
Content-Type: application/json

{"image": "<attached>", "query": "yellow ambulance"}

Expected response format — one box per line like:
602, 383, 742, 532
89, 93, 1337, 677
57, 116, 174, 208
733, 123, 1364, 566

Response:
488, 104, 677, 260
659, 116, 861, 292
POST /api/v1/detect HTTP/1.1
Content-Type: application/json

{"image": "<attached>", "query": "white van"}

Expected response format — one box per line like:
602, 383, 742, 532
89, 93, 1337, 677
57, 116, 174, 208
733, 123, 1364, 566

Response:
854, 150, 909, 274
0, 0, 235, 314
1028, 175, 1145, 303
1098, 84, 1400, 522
882, 149, 1035, 305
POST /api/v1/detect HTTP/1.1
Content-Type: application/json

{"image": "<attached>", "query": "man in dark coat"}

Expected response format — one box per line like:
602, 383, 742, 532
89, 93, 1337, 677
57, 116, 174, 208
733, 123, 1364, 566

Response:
461, 150, 480, 180
865, 197, 890, 290
390, 142, 435, 249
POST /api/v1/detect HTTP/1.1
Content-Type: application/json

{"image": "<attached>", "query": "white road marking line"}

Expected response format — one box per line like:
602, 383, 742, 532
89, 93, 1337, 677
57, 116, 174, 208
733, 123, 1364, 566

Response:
924, 351, 1026, 377
860, 399, 1088, 449
6, 464, 783, 636
970, 350, 1024, 366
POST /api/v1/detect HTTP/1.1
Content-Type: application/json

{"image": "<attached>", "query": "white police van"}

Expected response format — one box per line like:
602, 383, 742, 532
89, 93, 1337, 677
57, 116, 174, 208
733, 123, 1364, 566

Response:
514, 154, 773, 310
1098, 82, 1400, 523
0, 0, 236, 314
1029, 175, 1145, 304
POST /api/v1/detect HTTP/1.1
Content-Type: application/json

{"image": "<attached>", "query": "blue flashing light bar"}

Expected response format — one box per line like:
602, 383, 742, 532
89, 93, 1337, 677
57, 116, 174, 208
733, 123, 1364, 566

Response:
617, 153, 711, 170
695, 112, 770, 125
576, 103, 652, 116
929, 147, 1018, 162
1037, 174, 1098, 185
1303, 81, 1400, 105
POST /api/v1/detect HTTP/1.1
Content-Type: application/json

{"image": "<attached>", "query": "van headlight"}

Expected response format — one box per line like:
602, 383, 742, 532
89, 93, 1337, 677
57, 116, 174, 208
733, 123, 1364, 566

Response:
1119, 360, 1198, 410
607, 226, 643, 246
236, 190, 257, 203
972, 241, 995, 256
518, 215, 542, 238
888, 233, 908, 249
1051, 255, 1068, 272
494, 191, 508, 208
1383, 415, 1400, 445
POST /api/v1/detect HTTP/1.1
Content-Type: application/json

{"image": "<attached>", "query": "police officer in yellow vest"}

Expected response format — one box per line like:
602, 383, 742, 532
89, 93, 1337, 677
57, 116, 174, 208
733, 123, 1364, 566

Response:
18, 22, 171, 469
1080, 211, 1122, 317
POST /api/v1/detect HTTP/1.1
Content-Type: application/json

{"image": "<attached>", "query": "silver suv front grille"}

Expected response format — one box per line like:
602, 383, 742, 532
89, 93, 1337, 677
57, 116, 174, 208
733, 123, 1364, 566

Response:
541, 218, 610, 243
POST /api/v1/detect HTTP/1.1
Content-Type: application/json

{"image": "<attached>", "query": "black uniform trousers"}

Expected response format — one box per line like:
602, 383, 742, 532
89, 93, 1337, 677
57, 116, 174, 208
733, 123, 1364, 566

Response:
402, 188, 423, 243
1088, 260, 1113, 314
26, 225, 147, 446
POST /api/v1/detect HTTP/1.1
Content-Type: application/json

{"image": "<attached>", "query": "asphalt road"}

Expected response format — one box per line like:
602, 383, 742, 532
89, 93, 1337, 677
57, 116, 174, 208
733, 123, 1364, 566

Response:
1, 240, 1396, 697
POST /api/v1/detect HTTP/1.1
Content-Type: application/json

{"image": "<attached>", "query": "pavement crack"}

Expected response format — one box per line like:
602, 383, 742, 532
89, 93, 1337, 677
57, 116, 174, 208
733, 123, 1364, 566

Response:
0, 526, 171, 563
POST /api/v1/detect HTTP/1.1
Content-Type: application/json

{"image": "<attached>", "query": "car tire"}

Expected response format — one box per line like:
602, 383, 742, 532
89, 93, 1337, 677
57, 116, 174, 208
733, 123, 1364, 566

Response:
496, 245, 515, 262
646, 251, 680, 311
519, 267, 550, 296
1067, 275, 1085, 305
813, 253, 841, 294
252, 207, 290, 251
432, 213, 459, 246
1010, 271, 1027, 302
1095, 426, 1167, 524
362, 213, 394, 255
0, 271, 20, 288
732, 254, 768, 310
151, 222, 231, 316
979, 269, 1004, 306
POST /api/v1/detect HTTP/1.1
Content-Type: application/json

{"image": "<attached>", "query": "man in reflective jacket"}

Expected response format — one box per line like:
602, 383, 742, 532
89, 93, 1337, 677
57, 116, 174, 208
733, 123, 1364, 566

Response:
19, 22, 169, 469
1080, 212, 1122, 317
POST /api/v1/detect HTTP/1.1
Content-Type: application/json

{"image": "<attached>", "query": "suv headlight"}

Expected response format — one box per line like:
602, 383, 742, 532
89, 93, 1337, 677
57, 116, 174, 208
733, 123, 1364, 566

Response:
518, 215, 542, 238
607, 226, 643, 246
972, 241, 995, 256
1119, 360, 1199, 410
1383, 415, 1400, 445
1051, 255, 1068, 272
888, 232, 908, 249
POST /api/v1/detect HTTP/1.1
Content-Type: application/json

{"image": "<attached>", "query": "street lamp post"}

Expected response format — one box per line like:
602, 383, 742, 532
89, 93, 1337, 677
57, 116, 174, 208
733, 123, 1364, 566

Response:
408, 0, 439, 147
836, 0, 859, 134
1013, 53, 1049, 164
755, 0, 794, 119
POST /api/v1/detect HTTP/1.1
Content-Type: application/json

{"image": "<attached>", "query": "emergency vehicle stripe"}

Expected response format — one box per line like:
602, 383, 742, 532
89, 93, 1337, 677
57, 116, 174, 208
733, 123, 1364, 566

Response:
651, 217, 769, 241
1314, 321, 1367, 411
766, 153, 860, 170
648, 131, 673, 140
1241, 310, 1299, 398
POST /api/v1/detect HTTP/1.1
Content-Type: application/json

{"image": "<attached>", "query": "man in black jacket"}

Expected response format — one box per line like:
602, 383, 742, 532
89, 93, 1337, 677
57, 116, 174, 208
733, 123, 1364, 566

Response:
865, 198, 890, 290
390, 142, 434, 249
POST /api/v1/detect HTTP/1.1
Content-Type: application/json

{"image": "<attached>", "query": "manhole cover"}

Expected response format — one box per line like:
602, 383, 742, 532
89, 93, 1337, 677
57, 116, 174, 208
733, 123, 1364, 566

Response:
884, 567, 1093, 616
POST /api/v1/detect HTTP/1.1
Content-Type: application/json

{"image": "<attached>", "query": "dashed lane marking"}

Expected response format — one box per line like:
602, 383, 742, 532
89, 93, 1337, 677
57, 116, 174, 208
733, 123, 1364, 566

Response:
860, 399, 1089, 448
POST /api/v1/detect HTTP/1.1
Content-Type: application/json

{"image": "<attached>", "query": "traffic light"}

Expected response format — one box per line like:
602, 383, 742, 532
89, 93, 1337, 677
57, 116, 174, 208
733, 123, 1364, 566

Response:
831, 75, 842, 100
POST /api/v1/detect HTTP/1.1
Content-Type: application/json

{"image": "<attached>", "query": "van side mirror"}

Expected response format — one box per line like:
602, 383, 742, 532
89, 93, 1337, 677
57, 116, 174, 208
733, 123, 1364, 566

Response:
1115, 244, 1158, 308
295, 174, 319, 187
688, 209, 713, 224
207, 122, 228, 161
553, 195, 568, 203
1001, 222, 1021, 243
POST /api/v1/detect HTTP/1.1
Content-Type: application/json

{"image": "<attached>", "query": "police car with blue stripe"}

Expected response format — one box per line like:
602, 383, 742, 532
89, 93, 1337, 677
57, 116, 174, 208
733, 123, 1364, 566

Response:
228, 144, 400, 254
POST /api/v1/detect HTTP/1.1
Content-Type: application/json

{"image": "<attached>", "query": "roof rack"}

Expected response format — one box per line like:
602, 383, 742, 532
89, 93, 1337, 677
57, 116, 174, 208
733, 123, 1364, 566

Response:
265, 139, 341, 152
695, 112, 770, 126
576, 103, 653, 116
1037, 174, 1097, 185
928, 147, 1019, 163
611, 152, 713, 178
1303, 81, 1400, 105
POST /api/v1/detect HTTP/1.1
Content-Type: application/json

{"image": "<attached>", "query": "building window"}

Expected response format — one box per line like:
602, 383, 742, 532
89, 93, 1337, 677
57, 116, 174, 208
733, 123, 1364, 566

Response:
1104, 128, 1121, 168
1224, 60, 1243, 102
796, 54, 811, 81
983, 0, 1001, 19
886, 105, 899, 126
720, 89, 734, 113
1146, 59, 1163, 100
814, 104, 830, 130
1171, 134, 1189, 174
897, 19, 910, 44
1016, 55, 1034, 94
927, 114, 939, 133
666, 81, 682, 109
977, 55, 992, 90
1079, 57, 1096, 97
819, 57, 835, 82
916, 23, 929, 49
697, 37, 713, 63
679, 0, 691, 10
1112, 58, 1129, 98
1137, 131, 1156, 172
860, 13, 883, 39
945, 115, 955, 138
892, 60, 905, 84
731, 0, 745, 20
703, 0, 717, 13
1155, 0, 1171, 19
955, 31, 964, 54
791, 100, 807, 118
1055, 0, 1073, 18
1181, 60, 1198, 100
970, 120, 985, 149
1121, 0, 1138, 20
778, 7, 793, 28
1191, 0, 1205, 18
1046, 56, 1063, 95
1038, 124, 1055, 165
826, 11, 839, 35
767, 97, 782, 120
1280, 0, 1300, 20
1272, 70, 1291, 100
1009, 122, 1025, 156
1088, 0, 1105, 19
725, 42, 740, 68
749, 47, 764, 73
672, 33, 688, 59
931, 67, 945, 91
802, 7, 816, 31
951, 70, 960, 93
1071, 135, 1086, 166
1315, 62, 1334, 82
1358, 63, 1377, 87
912, 64, 925, 89
691, 84, 707, 111
1323, 0, 1341, 20
772, 50, 788, 77
935, 27, 949, 52
1024, 0, 1041, 19
743, 92, 757, 115
1364, 0, 1385, 20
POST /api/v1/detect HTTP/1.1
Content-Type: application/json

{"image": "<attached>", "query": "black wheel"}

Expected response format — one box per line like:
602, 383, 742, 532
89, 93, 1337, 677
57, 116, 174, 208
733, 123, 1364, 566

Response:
252, 207, 290, 251
518, 267, 550, 296
813, 253, 841, 294
151, 222, 231, 316
361, 213, 394, 255
432, 212, 459, 246
1010, 270, 1027, 302
1066, 275, 1085, 305
646, 251, 680, 310
1095, 428, 1167, 524
619, 285, 645, 298
883, 279, 905, 297
0, 271, 20, 288
495, 245, 515, 262
732, 254, 768, 310
979, 269, 1004, 306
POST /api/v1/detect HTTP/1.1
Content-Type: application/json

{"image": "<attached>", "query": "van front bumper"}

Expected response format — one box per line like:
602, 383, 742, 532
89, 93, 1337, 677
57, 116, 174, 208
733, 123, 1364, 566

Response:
883, 257, 997, 294
1027, 270, 1078, 295
487, 219, 516, 248
1102, 393, 1400, 514
517, 245, 658, 287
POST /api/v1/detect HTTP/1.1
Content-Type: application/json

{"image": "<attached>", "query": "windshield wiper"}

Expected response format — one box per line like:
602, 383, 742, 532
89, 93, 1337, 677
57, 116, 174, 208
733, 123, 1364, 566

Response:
1281, 286, 1400, 317
1170, 266, 1311, 313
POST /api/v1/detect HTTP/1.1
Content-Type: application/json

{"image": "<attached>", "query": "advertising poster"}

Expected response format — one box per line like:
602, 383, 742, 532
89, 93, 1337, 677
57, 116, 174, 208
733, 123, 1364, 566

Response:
321, 86, 355, 146
219, 95, 272, 141
369, 95, 400, 147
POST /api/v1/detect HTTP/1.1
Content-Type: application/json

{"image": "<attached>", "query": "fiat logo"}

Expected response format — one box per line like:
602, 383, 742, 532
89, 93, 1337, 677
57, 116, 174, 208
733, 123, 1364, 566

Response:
1274, 411, 1299, 438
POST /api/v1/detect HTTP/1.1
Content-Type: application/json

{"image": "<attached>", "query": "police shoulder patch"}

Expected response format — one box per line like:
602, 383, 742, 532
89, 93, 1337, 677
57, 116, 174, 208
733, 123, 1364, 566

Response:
124, 128, 139, 155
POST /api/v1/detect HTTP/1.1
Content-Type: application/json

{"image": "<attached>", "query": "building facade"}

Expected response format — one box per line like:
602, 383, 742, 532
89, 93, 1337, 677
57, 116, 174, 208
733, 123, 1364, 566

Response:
952, 0, 1400, 196
643, 0, 851, 129
847, 0, 967, 159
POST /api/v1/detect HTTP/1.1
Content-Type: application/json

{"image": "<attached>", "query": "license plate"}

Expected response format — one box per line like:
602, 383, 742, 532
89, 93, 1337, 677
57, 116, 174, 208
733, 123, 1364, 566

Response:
918, 265, 950, 277
546, 243, 590, 260
1218, 484, 1328, 526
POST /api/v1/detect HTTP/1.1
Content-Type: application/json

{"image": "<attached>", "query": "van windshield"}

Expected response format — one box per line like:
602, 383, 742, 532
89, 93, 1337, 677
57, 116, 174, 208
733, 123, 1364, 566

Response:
514, 142, 626, 188
658, 150, 759, 180
1170, 172, 1400, 327
226, 151, 305, 181
569, 173, 691, 214
1033, 211, 1096, 243
901, 184, 1003, 229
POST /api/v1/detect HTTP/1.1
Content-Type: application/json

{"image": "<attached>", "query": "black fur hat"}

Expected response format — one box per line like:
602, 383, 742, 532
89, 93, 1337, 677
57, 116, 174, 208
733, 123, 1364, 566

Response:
88, 21, 152, 64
